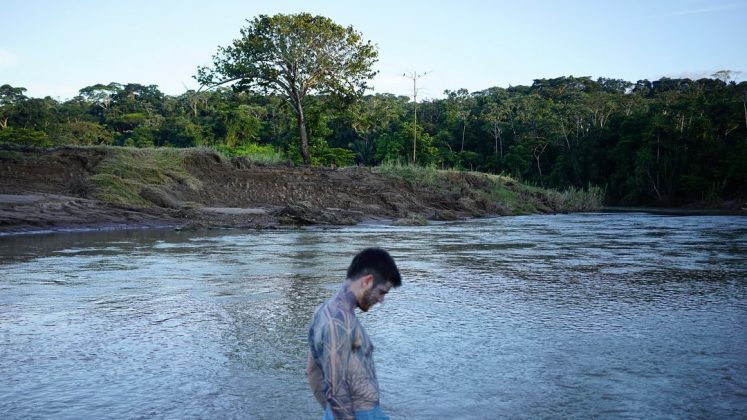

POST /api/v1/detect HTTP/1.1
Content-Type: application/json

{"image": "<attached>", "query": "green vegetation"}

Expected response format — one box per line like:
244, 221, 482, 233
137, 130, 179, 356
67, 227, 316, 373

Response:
1, 15, 745, 208
213, 143, 285, 164
0, 127, 50, 147
196, 13, 378, 165
87, 147, 202, 206
373, 161, 603, 213
0, 148, 23, 162
558, 185, 606, 212
373, 161, 445, 190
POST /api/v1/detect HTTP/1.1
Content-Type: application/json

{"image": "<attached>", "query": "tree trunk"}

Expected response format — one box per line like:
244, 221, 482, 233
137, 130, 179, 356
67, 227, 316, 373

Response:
460, 120, 466, 152
533, 143, 547, 178
492, 122, 503, 159
508, 110, 517, 137
290, 89, 312, 165
679, 114, 684, 133
297, 106, 311, 165
535, 154, 543, 177
647, 171, 663, 203
558, 117, 570, 150
190, 100, 198, 118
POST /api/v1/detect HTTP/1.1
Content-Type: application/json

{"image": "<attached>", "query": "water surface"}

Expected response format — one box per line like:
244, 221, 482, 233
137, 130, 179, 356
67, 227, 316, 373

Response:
1, 214, 746, 419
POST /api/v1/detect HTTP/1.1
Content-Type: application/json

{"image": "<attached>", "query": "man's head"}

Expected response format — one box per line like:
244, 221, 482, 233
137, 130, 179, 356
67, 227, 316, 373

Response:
346, 248, 401, 312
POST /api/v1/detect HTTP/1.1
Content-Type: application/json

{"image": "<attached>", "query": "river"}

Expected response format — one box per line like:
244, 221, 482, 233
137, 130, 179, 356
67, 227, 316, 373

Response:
1, 213, 746, 419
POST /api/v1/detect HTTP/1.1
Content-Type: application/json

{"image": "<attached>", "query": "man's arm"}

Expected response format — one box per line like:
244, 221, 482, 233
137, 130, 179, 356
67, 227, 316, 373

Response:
322, 313, 355, 419
307, 351, 325, 408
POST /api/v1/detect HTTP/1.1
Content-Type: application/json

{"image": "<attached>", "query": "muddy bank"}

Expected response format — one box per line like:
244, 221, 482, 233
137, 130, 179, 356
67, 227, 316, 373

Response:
0, 145, 581, 235
600, 205, 747, 216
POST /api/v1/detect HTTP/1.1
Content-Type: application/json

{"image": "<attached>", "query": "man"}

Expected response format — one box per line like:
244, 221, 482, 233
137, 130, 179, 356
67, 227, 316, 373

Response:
307, 248, 402, 420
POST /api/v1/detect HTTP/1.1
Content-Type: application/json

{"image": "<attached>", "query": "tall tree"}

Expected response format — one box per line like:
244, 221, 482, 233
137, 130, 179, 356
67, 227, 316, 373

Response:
196, 13, 378, 164
78, 82, 122, 112
444, 88, 474, 152
349, 94, 406, 165
481, 101, 507, 159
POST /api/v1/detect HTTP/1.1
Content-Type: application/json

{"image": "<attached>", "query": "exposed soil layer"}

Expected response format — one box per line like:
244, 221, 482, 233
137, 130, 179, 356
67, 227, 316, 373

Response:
3, 145, 742, 236
0, 145, 525, 235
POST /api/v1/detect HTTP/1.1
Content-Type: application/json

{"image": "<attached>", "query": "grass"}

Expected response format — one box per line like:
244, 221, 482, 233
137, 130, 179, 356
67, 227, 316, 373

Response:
87, 173, 152, 206
373, 161, 460, 193
7, 144, 604, 214
211, 144, 286, 165
243, 150, 286, 165
0, 149, 23, 162
87, 147, 203, 206
85, 145, 288, 207
559, 184, 606, 212
373, 161, 603, 214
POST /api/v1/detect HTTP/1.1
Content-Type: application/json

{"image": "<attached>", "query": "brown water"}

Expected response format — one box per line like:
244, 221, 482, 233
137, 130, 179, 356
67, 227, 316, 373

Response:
1, 213, 746, 419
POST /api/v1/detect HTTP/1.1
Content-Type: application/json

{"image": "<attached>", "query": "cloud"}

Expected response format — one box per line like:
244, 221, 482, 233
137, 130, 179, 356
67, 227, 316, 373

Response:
0, 48, 19, 68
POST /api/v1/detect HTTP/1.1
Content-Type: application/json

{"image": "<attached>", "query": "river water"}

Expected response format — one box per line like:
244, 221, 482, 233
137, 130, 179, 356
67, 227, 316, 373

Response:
1, 214, 746, 419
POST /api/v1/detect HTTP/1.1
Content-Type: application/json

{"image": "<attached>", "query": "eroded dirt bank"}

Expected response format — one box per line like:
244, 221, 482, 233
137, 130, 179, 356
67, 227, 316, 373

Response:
0, 145, 568, 235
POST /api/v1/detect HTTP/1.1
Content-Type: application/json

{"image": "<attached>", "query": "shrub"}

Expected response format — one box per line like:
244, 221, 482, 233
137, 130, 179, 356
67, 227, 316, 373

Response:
0, 127, 51, 147
213, 143, 285, 164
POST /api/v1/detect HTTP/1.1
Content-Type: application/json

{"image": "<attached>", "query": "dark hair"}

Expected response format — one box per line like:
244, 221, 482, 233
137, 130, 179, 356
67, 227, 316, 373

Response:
347, 247, 402, 288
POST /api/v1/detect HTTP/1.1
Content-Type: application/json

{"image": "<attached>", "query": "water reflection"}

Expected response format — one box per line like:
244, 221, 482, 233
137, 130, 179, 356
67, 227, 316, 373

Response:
1, 214, 746, 419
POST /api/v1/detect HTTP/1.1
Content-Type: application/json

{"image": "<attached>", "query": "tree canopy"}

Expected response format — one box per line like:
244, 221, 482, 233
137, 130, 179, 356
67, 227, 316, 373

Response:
1, 38, 745, 208
195, 13, 378, 164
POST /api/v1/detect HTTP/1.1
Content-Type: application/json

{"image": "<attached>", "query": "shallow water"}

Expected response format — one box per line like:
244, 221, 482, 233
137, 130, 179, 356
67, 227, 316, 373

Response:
1, 213, 746, 419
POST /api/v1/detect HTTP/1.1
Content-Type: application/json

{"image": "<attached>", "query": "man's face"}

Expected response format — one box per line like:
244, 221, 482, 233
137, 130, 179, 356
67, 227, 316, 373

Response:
359, 280, 392, 312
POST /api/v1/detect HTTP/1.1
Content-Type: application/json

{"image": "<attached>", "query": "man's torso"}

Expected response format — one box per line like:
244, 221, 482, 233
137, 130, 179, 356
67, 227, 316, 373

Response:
309, 291, 381, 412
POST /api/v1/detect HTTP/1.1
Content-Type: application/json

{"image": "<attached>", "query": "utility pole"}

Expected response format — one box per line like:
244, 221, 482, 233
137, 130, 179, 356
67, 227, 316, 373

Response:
403, 71, 429, 164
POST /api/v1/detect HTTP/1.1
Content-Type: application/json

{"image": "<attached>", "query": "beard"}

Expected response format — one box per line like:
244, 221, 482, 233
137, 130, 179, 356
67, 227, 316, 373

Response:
359, 287, 377, 312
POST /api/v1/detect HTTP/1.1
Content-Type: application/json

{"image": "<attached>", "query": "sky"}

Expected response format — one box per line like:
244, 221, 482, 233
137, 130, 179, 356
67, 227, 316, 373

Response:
1, 0, 745, 101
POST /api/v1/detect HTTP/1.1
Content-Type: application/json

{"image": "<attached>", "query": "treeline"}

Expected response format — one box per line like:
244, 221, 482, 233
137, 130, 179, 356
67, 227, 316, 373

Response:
1, 75, 746, 206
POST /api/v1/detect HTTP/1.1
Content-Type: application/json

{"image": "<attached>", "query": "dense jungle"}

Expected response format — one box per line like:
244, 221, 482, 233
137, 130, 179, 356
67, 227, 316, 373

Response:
2, 73, 746, 208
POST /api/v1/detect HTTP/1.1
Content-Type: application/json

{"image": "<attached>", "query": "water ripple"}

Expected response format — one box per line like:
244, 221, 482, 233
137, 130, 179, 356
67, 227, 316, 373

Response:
1, 214, 746, 419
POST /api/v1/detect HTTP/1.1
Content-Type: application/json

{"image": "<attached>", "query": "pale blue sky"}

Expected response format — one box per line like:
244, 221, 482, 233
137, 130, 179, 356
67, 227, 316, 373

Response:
1, 0, 745, 100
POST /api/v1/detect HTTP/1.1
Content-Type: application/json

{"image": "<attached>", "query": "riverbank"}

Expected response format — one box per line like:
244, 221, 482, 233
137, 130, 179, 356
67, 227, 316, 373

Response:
600, 205, 747, 216
1, 145, 604, 235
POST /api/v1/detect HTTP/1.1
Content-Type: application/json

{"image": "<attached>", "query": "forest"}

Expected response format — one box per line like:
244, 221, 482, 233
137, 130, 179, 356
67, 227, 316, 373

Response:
1, 74, 746, 207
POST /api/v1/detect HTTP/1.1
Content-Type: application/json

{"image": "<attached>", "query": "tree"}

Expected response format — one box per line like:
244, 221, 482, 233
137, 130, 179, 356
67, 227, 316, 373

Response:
349, 94, 406, 165
57, 121, 113, 145
196, 13, 378, 164
0, 127, 50, 147
78, 82, 122, 112
0, 84, 28, 129
444, 88, 474, 152
481, 101, 507, 159
7, 97, 59, 132
0, 84, 27, 105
